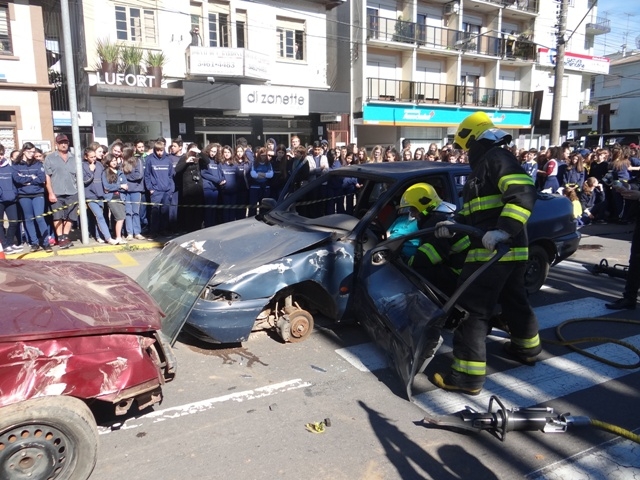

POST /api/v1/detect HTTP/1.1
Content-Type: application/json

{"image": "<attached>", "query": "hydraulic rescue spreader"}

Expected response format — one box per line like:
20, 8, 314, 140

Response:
422, 395, 640, 443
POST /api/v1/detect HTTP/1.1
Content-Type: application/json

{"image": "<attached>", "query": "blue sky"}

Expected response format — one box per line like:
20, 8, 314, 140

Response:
594, 0, 639, 55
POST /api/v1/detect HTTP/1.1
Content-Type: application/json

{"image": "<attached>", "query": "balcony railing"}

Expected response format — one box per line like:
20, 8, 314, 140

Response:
585, 15, 611, 35
367, 16, 535, 61
367, 77, 533, 110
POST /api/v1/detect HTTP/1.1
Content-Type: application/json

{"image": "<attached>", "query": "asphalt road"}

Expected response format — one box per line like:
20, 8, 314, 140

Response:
19, 223, 640, 479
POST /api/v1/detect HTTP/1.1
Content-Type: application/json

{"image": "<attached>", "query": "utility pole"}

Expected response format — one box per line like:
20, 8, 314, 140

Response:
550, 0, 568, 146
60, 0, 89, 244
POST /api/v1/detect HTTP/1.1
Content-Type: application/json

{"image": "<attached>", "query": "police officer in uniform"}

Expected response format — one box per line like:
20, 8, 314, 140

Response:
433, 111, 541, 395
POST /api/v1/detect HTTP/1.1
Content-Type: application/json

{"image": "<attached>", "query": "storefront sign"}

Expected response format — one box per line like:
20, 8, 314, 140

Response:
240, 85, 309, 116
106, 121, 162, 144
96, 72, 159, 88
244, 50, 271, 80
538, 48, 610, 75
188, 46, 244, 76
363, 104, 532, 128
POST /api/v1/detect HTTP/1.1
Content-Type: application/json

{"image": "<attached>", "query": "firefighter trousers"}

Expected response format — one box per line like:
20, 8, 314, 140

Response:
453, 261, 539, 373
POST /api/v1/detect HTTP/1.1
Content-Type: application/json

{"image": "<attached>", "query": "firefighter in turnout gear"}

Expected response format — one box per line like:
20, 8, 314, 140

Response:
432, 111, 541, 395
399, 183, 471, 296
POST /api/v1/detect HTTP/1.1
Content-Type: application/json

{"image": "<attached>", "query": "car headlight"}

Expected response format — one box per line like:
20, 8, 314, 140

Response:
201, 287, 241, 303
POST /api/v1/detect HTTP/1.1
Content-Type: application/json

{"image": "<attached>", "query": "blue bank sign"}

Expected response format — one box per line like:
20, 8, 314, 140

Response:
363, 104, 532, 129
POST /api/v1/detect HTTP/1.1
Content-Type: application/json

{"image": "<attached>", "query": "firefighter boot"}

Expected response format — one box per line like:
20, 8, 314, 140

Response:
432, 371, 483, 396
503, 341, 542, 366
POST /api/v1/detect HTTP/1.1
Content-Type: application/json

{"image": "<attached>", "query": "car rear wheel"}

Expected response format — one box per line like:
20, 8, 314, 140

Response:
0, 396, 98, 480
525, 245, 550, 294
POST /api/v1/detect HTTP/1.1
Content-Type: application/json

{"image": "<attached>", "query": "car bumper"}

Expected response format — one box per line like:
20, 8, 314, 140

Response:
185, 297, 270, 344
553, 230, 581, 265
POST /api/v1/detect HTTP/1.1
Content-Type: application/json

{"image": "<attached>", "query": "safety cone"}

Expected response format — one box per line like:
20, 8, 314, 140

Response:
0, 244, 5, 260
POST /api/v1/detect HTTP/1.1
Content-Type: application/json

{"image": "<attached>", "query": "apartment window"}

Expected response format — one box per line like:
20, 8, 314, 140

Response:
236, 10, 247, 49
115, 5, 157, 44
0, 4, 11, 55
208, 11, 230, 47
276, 17, 305, 61
367, 8, 379, 39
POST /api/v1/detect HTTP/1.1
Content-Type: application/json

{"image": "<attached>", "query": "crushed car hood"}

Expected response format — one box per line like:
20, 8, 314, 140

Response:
169, 217, 334, 285
1, 260, 164, 343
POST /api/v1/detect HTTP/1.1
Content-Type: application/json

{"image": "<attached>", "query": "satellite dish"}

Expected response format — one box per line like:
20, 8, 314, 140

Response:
636, 34, 640, 49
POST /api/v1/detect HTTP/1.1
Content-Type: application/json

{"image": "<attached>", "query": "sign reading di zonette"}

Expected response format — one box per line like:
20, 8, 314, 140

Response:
240, 85, 309, 116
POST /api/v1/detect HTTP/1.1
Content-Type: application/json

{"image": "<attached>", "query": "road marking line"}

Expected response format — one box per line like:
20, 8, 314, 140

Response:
336, 297, 612, 373
526, 437, 640, 479
412, 333, 640, 417
97, 378, 311, 435
109, 252, 138, 268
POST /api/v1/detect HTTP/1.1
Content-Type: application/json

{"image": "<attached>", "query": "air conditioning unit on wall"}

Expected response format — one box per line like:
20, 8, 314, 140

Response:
443, 1, 460, 16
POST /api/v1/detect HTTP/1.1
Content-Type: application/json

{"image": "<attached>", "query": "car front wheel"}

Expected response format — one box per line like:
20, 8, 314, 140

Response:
0, 396, 98, 480
525, 245, 550, 294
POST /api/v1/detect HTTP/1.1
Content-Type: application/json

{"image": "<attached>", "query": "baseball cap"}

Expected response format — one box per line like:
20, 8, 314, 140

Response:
630, 143, 639, 149
55, 134, 69, 143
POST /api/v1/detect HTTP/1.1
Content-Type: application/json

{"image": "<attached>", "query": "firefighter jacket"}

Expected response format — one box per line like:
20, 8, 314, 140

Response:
456, 145, 536, 263
409, 211, 471, 274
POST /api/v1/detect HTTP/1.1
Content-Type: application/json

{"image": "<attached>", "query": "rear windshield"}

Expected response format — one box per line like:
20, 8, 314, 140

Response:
137, 242, 218, 344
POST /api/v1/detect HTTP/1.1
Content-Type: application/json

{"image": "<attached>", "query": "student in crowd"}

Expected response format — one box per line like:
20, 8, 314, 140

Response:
384, 147, 399, 162
102, 154, 128, 244
327, 148, 344, 214
357, 147, 369, 164
413, 147, 425, 161
167, 137, 184, 231
44, 134, 78, 249
248, 146, 274, 215
563, 152, 586, 190
370, 145, 383, 163
121, 146, 146, 240
234, 144, 251, 220
402, 148, 413, 161
175, 143, 207, 232
201, 143, 226, 228
270, 144, 289, 201
13, 142, 51, 252
0, 144, 20, 254
144, 140, 175, 237
82, 147, 117, 244
218, 144, 239, 223
342, 150, 362, 215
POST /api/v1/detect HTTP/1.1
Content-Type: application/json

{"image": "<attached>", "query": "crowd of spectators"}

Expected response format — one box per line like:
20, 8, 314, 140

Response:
1, 135, 637, 254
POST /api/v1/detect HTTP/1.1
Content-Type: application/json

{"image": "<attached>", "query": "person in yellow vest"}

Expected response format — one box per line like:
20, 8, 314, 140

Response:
433, 111, 541, 395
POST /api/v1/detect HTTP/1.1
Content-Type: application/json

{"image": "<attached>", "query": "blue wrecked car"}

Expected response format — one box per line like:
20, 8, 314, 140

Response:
138, 161, 580, 346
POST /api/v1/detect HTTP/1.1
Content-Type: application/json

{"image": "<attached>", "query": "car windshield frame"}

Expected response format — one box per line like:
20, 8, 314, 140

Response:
137, 242, 219, 345
266, 167, 398, 229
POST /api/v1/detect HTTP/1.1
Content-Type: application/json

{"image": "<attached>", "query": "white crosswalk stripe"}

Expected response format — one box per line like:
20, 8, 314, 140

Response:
335, 295, 640, 478
335, 297, 614, 373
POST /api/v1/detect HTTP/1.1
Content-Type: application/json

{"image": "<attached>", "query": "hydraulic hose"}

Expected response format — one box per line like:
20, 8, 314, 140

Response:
542, 317, 640, 369
589, 419, 640, 443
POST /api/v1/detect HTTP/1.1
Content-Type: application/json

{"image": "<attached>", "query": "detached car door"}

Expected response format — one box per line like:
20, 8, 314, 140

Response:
352, 231, 449, 399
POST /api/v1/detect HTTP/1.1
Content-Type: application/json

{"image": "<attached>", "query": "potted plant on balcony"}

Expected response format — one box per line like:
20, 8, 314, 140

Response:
145, 50, 167, 88
95, 38, 120, 75
121, 45, 144, 76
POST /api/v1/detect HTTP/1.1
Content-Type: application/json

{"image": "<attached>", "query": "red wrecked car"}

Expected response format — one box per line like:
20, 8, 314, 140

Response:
0, 260, 176, 480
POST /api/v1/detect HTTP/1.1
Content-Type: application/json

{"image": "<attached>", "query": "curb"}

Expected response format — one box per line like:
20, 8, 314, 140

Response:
6, 239, 165, 260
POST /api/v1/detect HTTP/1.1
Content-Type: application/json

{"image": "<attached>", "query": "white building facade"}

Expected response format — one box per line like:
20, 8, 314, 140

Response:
346, 0, 609, 152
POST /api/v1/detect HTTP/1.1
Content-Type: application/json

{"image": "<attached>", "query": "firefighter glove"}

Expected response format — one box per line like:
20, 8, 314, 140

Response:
435, 220, 456, 239
482, 229, 510, 252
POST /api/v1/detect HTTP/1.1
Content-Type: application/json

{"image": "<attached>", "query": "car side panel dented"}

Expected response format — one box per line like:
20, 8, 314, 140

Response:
0, 333, 173, 412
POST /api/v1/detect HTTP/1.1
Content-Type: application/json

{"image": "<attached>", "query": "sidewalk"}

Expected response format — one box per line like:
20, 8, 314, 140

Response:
568, 221, 634, 267
4, 232, 166, 260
